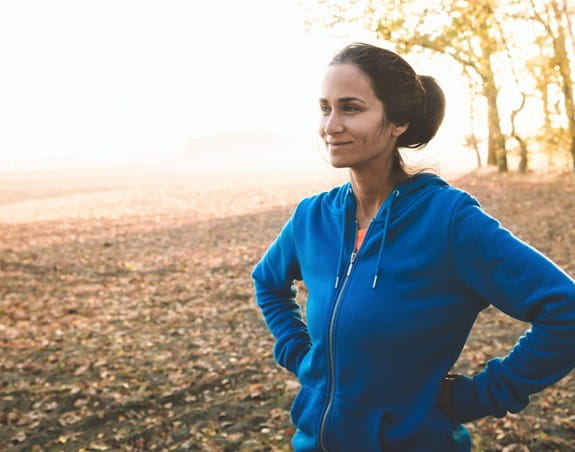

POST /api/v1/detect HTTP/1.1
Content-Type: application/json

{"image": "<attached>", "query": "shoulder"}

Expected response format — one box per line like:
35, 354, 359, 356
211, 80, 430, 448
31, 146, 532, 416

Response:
293, 182, 351, 219
417, 174, 481, 210
397, 173, 480, 218
440, 184, 480, 208
432, 184, 484, 231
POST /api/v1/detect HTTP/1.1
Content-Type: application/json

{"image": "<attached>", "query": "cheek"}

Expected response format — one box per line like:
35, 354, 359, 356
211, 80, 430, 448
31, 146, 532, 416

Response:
367, 124, 388, 144
318, 118, 326, 137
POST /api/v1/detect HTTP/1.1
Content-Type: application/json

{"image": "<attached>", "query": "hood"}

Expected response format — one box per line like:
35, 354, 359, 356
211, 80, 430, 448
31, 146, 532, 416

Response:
333, 172, 449, 289
349, 172, 449, 221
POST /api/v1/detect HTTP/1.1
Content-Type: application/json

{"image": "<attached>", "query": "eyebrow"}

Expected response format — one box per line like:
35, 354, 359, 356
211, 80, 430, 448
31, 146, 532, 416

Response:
319, 96, 367, 104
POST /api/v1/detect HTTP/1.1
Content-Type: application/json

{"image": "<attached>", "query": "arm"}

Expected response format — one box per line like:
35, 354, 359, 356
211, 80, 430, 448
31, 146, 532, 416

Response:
447, 193, 575, 423
252, 207, 311, 376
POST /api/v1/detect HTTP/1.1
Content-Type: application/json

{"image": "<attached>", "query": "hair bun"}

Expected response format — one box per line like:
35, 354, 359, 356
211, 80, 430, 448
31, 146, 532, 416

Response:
398, 75, 445, 149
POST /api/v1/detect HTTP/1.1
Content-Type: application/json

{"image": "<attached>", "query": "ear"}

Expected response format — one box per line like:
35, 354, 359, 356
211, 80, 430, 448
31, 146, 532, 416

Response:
391, 123, 409, 137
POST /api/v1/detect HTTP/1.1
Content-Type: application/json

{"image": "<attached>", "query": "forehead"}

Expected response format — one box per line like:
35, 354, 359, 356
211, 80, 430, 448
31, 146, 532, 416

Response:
320, 63, 376, 101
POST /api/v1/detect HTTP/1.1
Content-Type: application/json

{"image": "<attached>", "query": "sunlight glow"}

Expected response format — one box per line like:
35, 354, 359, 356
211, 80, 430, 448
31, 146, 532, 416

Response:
0, 0, 477, 175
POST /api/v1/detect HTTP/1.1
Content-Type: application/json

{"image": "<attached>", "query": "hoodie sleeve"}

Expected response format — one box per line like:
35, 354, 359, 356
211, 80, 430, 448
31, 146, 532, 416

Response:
448, 192, 575, 423
252, 206, 311, 376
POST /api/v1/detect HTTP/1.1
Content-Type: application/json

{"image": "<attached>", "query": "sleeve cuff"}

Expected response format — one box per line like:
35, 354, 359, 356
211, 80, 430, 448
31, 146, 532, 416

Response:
449, 374, 492, 423
294, 343, 311, 377
275, 337, 311, 375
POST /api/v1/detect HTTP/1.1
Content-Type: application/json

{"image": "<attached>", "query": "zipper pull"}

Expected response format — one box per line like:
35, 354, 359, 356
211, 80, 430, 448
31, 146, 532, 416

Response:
346, 252, 357, 277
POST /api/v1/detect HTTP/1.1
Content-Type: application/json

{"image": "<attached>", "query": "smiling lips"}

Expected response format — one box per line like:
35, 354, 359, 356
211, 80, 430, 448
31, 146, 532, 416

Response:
327, 141, 353, 150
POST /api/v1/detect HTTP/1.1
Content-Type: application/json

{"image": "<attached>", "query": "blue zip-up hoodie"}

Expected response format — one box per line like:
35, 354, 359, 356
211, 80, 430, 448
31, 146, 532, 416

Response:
252, 173, 575, 451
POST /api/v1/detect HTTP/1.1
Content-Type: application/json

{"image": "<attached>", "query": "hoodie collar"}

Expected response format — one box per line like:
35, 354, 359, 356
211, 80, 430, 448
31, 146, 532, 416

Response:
334, 172, 448, 289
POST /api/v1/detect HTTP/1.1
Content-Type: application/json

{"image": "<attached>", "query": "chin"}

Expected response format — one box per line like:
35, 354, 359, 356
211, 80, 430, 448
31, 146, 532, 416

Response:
328, 157, 349, 169
328, 151, 351, 168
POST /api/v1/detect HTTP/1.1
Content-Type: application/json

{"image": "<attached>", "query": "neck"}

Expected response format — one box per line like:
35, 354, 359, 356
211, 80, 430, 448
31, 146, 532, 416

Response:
349, 158, 405, 228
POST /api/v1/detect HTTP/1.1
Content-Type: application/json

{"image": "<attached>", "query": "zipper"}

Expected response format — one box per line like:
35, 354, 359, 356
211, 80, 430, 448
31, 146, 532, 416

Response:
317, 192, 397, 447
320, 215, 376, 450
318, 214, 380, 450
319, 249, 356, 451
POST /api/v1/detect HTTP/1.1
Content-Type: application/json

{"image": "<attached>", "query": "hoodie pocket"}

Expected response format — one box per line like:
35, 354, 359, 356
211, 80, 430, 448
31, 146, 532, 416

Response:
325, 395, 385, 452
290, 384, 325, 451
290, 385, 308, 426
380, 405, 471, 451
290, 385, 323, 430
432, 404, 471, 449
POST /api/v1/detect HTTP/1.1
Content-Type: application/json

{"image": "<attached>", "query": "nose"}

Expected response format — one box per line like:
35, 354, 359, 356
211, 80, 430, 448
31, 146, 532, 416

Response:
322, 111, 344, 136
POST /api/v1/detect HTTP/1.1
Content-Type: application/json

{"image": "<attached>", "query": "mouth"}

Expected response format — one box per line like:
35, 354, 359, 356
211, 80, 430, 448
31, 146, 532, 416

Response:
327, 141, 352, 149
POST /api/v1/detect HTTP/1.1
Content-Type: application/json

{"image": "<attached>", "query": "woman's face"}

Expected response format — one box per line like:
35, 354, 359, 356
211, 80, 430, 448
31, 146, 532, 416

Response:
318, 63, 406, 170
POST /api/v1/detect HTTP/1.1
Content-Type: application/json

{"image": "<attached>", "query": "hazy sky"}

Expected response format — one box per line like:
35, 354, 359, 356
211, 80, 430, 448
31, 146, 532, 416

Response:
0, 0, 472, 172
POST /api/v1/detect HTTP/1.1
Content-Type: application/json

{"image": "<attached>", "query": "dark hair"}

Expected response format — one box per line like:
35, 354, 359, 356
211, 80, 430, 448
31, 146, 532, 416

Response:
330, 43, 445, 172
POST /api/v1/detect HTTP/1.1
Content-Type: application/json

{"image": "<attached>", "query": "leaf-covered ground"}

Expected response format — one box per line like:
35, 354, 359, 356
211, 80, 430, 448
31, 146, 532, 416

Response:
0, 168, 574, 451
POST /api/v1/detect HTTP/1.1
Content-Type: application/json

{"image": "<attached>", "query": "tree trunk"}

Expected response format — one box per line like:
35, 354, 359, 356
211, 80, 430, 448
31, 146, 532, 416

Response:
550, 0, 575, 171
562, 0, 575, 59
479, 29, 508, 172
518, 138, 529, 173
483, 76, 508, 172
474, 139, 482, 169
556, 32, 575, 172
555, 40, 575, 171
463, 69, 482, 169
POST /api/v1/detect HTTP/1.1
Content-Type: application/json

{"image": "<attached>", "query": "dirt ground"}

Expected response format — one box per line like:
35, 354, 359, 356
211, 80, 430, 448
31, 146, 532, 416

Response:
0, 167, 574, 451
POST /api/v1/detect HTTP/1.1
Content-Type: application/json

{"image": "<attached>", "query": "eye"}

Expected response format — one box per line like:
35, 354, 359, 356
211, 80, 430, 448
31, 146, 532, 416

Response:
343, 104, 360, 113
319, 104, 331, 114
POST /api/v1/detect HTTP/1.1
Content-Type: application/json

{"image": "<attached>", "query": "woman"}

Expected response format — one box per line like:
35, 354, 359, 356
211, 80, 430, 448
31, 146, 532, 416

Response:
252, 43, 575, 451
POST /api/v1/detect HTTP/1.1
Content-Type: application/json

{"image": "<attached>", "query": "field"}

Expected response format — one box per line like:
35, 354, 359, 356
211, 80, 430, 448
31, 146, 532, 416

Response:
1, 167, 574, 451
